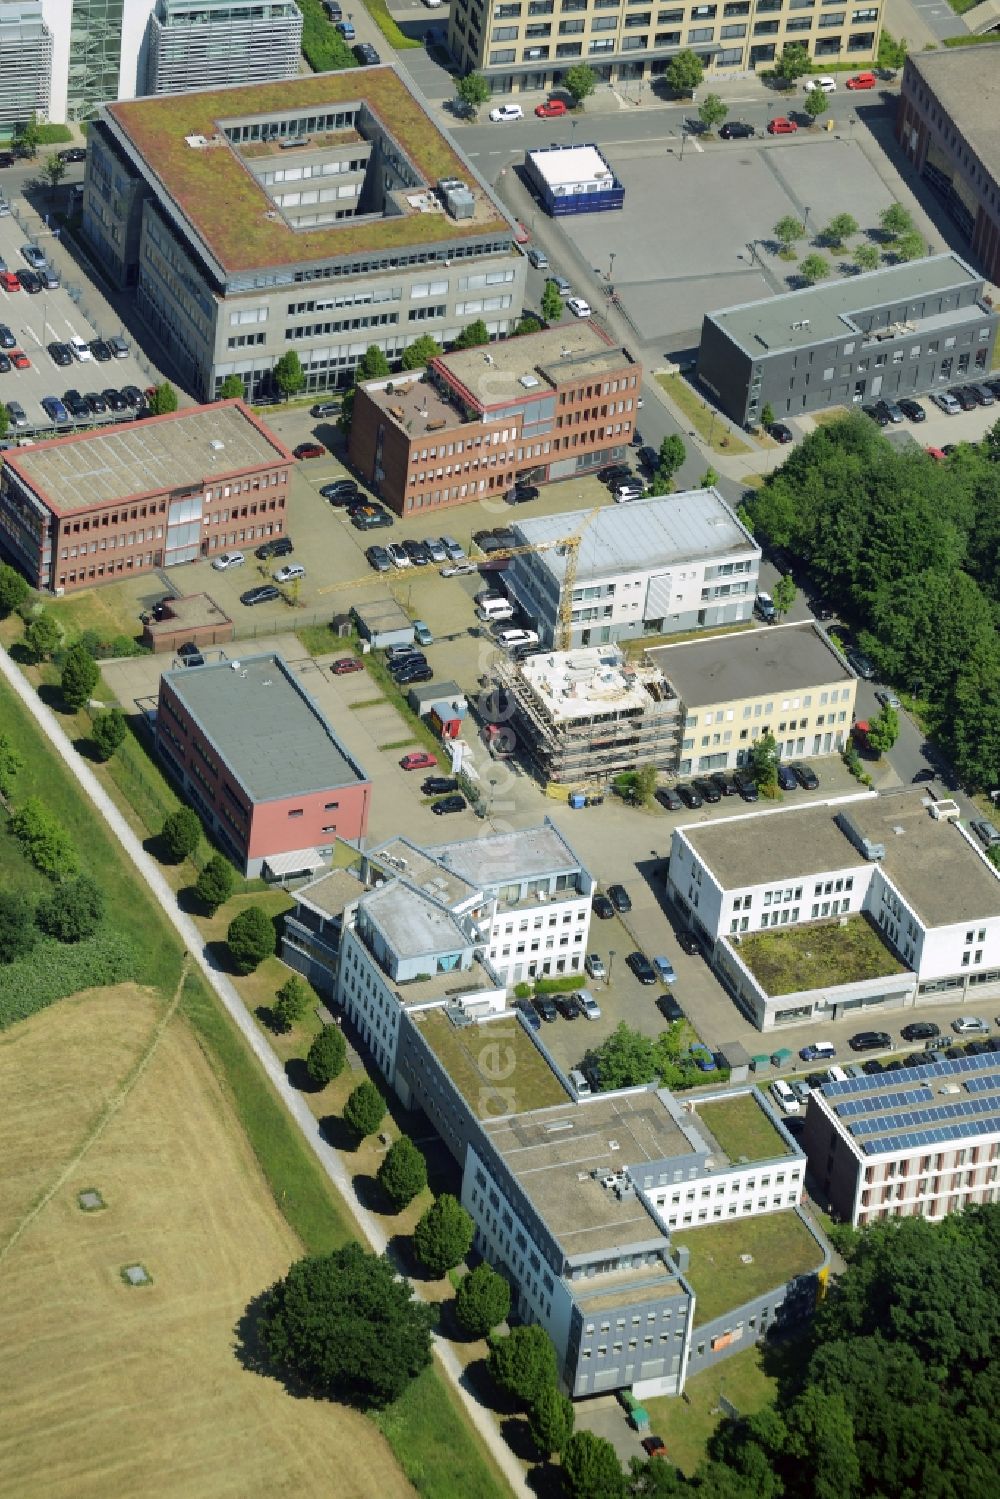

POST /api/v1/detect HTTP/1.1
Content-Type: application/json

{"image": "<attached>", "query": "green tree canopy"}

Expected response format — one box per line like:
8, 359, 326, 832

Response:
60, 643, 99, 709
515, 313, 543, 335
218, 374, 245, 399
774, 216, 806, 249
91, 707, 127, 761
258, 1244, 435, 1407
488, 1323, 559, 1407
24, 611, 61, 661
561, 1430, 628, 1499
760, 402, 776, 429
772, 574, 797, 617
0, 891, 37, 964
657, 433, 686, 482
452, 318, 489, 350
306, 1024, 347, 1086
665, 49, 703, 96
146, 382, 178, 415
804, 89, 830, 122
853, 243, 880, 273
356, 344, 391, 380
272, 973, 311, 1031
194, 853, 235, 914
160, 806, 201, 863
774, 43, 812, 82
377, 1135, 428, 1210
44, 155, 66, 193
590, 1021, 657, 1090
865, 704, 899, 753
562, 63, 597, 105
10, 797, 77, 879
454, 1262, 510, 1337
413, 1193, 474, 1276
456, 72, 490, 114
893, 229, 926, 263
36, 874, 104, 943
880, 202, 914, 238
541, 281, 564, 323
343, 1079, 385, 1138
273, 350, 305, 399
227, 905, 276, 974
14, 113, 40, 155
822, 212, 859, 248
400, 334, 442, 370
750, 730, 780, 794
698, 93, 728, 131
529, 1383, 575, 1458
0, 561, 29, 616
799, 252, 831, 284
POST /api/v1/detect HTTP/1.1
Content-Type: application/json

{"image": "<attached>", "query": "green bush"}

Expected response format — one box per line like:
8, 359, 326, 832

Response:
10, 796, 78, 879
363, 0, 421, 48
513, 981, 533, 999
0, 932, 137, 1029
227, 905, 276, 973
533, 975, 584, 995
35, 875, 104, 942
297, 0, 358, 70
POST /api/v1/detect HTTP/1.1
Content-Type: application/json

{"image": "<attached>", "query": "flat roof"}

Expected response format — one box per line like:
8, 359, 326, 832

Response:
432, 821, 582, 889
161, 652, 367, 802
673, 1209, 824, 1326
573, 1262, 683, 1314
296, 866, 364, 920
526, 144, 615, 190
369, 837, 481, 910
647, 622, 853, 708
708, 253, 981, 357
105, 69, 509, 274
145, 592, 232, 638
360, 879, 471, 959
415, 1008, 568, 1119
819, 1049, 1000, 1158
518, 645, 671, 722
512, 490, 758, 586
484, 1090, 689, 1259
439, 322, 628, 410
4, 403, 290, 516
907, 48, 1000, 182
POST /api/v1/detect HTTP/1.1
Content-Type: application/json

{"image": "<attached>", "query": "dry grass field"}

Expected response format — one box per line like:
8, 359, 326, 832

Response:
0, 985, 413, 1499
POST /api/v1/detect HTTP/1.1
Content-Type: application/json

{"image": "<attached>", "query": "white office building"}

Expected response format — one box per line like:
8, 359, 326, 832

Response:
0, 0, 52, 128
145, 0, 302, 95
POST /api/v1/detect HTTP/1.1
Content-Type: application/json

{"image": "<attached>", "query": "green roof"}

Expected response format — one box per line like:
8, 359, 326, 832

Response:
415, 1008, 568, 1119
674, 1210, 824, 1326
695, 1094, 794, 1164
737, 916, 905, 997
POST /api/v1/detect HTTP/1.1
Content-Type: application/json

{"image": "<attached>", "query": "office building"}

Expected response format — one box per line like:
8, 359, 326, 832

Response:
156, 652, 371, 876
0, 1, 52, 130
348, 321, 639, 515
40, 0, 155, 123
698, 252, 999, 427
803, 1051, 1000, 1227
0, 401, 291, 593
282, 837, 827, 1396
146, 0, 303, 96
447, 0, 883, 95
83, 70, 525, 401
896, 49, 1000, 285
667, 788, 1000, 1031
503, 490, 760, 650
646, 621, 857, 776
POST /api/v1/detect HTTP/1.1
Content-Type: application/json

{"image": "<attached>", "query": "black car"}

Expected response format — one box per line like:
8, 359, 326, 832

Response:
394, 664, 433, 684
0, 353, 9, 373
89, 339, 112, 362
255, 536, 294, 560
592, 893, 614, 919
63, 388, 90, 418
861, 1058, 885, 1075
431, 793, 466, 815
768, 422, 793, 444
121, 385, 145, 409
0, 151, 14, 168
862, 404, 889, 427
627, 951, 657, 985
84, 391, 107, 414
102, 387, 128, 411
898, 398, 926, 422
676, 783, 703, 809
365, 544, 391, 571
353, 41, 380, 64
240, 584, 281, 606
656, 786, 683, 812
556, 993, 581, 1019
777, 763, 798, 792
353, 509, 392, 530
720, 120, 755, 139
389, 651, 427, 674
692, 776, 721, 804
511, 483, 539, 503
608, 883, 632, 913
733, 771, 759, 802
950, 386, 977, 411
16, 269, 41, 294
58, 147, 87, 163
790, 762, 819, 790
177, 641, 205, 668
321, 479, 359, 504
658, 993, 685, 1023
533, 995, 558, 1023
900, 1020, 940, 1042
677, 930, 700, 956
473, 530, 503, 553
48, 341, 73, 367
403, 539, 430, 566
0, 323, 15, 349
515, 996, 540, 1030
710, 771, 738, 798
423, 776, 459, 795
849, 1030, 892, 1052
637, 446, 659, 472
598, 463, 632, 485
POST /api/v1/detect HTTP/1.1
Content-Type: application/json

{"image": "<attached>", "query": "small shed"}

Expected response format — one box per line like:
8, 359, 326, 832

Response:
352, 597, 415, 650
141, 592, 233, 654
524, 143, 625, 217
407, 680, 467, 718
430, 700, 466, 741
718, 1039, 752, 1084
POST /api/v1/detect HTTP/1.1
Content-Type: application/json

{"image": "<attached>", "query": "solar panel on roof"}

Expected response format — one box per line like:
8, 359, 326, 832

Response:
862, 1114, 1000, 1154
835, 1086, 935, 1118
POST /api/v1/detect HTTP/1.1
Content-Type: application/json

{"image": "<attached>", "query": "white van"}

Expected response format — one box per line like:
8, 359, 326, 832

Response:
477, 597, 515, 622
827, 1065, 848, 1084
568, 1068, 591, 1098
770, 1078, 800, 1113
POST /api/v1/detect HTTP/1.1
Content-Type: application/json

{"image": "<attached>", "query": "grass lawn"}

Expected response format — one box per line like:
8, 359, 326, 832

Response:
738, 916, 904, 996
640, 1343, 779, 1474
674, 1210, 825, 1327
296, 622, 357, 657
810, 407, 851, 427
43, 580, 149, 643
696, 1094, 793, 1163
416, 1008, 568, 1118
655, 374, 751, 456
373, 1364, 514, 1499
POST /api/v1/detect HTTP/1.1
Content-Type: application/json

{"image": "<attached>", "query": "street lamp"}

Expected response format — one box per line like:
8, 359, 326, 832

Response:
803, 205, 811, 235
608, 949, 616, 987
608, 251, 616, 283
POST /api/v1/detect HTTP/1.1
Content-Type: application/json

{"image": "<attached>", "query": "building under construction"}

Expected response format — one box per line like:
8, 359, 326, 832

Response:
494, 644, 681, 785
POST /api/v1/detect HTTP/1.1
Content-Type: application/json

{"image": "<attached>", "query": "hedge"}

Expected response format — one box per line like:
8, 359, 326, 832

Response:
0, 931, 138, 1030
297, 0, 359, 71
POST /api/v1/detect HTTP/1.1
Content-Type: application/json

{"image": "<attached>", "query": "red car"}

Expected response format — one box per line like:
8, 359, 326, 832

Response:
0, 271, 21, 292
925, 446, 947, 462
331, 656, 364, 674
846, 71, 876, 90
535, 99, 567, 118
294, 441, 326, 459
768, 116, 798, 135
400, 750, 437, 771
11, 349, 29, 369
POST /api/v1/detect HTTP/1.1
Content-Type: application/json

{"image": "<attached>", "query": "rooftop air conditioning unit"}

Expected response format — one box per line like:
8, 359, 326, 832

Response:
436, 178, 475, 220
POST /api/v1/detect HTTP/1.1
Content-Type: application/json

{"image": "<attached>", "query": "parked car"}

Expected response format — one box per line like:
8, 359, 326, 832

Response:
720, 120, 754, 140
800, 1041, 837, 1062
971, 818, 1000, 848
273, 563, 305, 583
952, 1015, 990, 1034
401, 750, 436, 770
804, 75, 837, 92
898, 398, 926, 422
68, 335, 93, 362
777, 763, 798, 792
395, 663, 433, 684
41, 395, 70, 423
0, 323, 15, 349
612, 479, 644, 503
659, 993, 685, 1023
566, 297, 591, 319
177, 642, 205, 668
256, 536, 294, 560
846, 70, 876, 89
63, 388, 89, 419
422, 537, 448, 563
578, 989, 602, 1020
59, 146, 87, 162
535, 98, 568, 117
16, 269, 41, 294
608, 883, 632, 913
441, 561, 476, 576
584, 953, 606, 980
556, 993, 582, 1019
293, 441, 325, 459
931, 390, 962, 415
768, 421, 793, 444
211, 551, 245, 571
512, 482, 540, 503
533, 994, 558, 1023
876, 398, 904, 424
847, 649, 875, 679
413, 620, 434, 646
768, 117, 798, 135
949, 386, 977, 412
240, 584, 280, 606
515, 996, 540, 1030
21, 242, 47, 270
652, 954, 677, 985
311, 401, 339, 417
676, 783, 703, 809
47, 341, 73, 367
84, 391, 107, 414
900, 1021, 940, 1042
657, 786, 683, 811
121, 385, 145, 408
692, 776, 721, 805
321, 479, 359, 503
592, 893, 614, 919
489, 104, 524, 123
770, 1078, 800, 1112
422, 776, 459, 796
627, 951, 657, 985
755, 591, 777, 623
331, 656, 363, 675
598, 463, 632, 486
432, 793, 467, 815
6, 399, 27, 427
548, 273, 572, 295
862, 403, 889, 427
849, 1030, 892, 1051
790, 762, 819, 790
525, 245, 548, 270
641, 1436, 668, 1460
353, 41, 380, 64
710, 771, 737, 798
495, 627, 539, 650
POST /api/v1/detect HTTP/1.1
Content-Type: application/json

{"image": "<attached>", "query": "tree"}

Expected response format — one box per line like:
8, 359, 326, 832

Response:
60, 643, 98, 709
356, 344, 391, 381
698, 93, 728, 132
561, 1430, 628, 1499
0, 402, 8, 441
146, 382, 178, 415
43, 155, 66, 196
878, 29, 908, 70
590, 1022, 657, 1089
515, 313, 542, 335
227, 905, 276, 973
0, 562, 29, 617
343, 1079, 386, 1138
258, 1243, 435, 1407
865, 703, 899, 753
272, 973, 311, 1030
91, 707, 127, 760
377, 1135, 428, 1210
699, 466, 720, 489
454, 1262, 510, 1337
24, 611, 61, 661
400, 334, 442, 370
804, 89, 830, 124
218, 373, 245, 399
452, 318, 489, 350
413, 1193, 474, 1277
488, 1324, 558, 1407
772, 574, 797, 617
774, 44, 812, 84
14, 113, 40, 156
657, 433, 686, 484
195, 853, 235, 913
665, 49, 703, 96
749, 730, 780, 794
541, 280, 563, 324
822, 212, 859, 249
10, 797, 78, 879
760, 402, 776, 429
0, 732, 23, 799
305, 1024, 347, 1086
774, 215, 806, 250
160, 805, 201, 863
0, 891, 36, 963
853, 243, 880, 273
893, 229, 926, 263
799, 252, 831, 285
880, 202, 914, 239
273, 350, 305, 400
529, 1383, 574, 1458
36, 874, 104, 942
562, 63, 597, 107
456, 72, 491, 117
634, 763, 659, 806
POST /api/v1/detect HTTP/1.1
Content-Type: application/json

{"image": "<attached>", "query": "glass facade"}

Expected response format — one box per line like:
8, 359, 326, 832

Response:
69, 0, 124, 120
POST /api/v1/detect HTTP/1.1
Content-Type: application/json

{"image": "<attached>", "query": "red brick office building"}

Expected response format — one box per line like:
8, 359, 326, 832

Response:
0, 401, 292, 593
349, 323, 640, 516
157, 653, 371, 877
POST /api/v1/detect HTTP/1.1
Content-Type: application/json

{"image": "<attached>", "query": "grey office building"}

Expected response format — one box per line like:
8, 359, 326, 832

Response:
82, 69, 525, 401
698, 252, 999, 428
0, 1, 52, 129
146, 0, 302, 95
